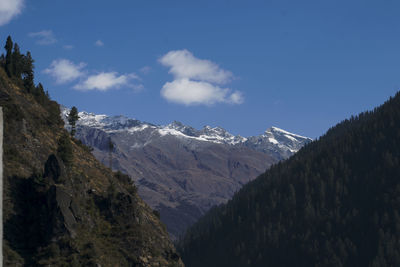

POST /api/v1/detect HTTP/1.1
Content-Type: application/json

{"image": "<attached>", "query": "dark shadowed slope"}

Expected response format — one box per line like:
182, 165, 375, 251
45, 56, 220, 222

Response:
178, 92, 400, 267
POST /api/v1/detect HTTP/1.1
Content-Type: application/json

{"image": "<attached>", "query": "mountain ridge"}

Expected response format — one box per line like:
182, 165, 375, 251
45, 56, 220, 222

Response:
61, 106, 311, 239
61, 106, 312, 158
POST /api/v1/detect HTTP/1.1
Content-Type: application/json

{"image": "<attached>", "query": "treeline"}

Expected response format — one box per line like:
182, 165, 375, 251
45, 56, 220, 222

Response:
0, 36, 50, 105
178, 92, 400, 267
0, 36, 60, 125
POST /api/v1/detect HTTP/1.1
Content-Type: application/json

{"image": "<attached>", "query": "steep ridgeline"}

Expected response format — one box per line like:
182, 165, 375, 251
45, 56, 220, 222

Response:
178, 92, 400, 267
0, 52, 183, 265
61, 107, 311, 239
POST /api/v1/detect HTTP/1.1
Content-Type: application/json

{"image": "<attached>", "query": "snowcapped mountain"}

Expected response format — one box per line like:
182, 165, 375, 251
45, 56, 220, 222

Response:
62, 108, 146, 131
61, 107, 311, 158
62, 108, 246, 145
61, 106, 312, 239
244, 126, 312, 160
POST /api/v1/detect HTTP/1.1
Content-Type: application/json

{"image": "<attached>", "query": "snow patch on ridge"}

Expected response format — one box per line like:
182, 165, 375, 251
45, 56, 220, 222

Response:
268, 138, 279, 145
269, 126, 310, 140
127, 124, 151, 133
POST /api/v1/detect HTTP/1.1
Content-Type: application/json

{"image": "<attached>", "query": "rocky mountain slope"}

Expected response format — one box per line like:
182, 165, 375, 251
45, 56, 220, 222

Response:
178, 93, 400, 267
0, 56, 183, 265
61, 107, 312, 239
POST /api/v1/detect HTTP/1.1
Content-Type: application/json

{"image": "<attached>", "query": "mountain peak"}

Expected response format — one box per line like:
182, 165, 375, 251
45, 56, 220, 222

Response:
266, 126, 312, 140
166, 121, 198, 137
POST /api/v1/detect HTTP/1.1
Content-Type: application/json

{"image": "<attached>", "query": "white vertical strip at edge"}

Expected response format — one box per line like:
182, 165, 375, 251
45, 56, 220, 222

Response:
0, 107, 3, 267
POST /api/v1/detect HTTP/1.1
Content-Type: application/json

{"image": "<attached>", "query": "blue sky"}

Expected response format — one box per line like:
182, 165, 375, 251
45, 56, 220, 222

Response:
1, 0, 400, 138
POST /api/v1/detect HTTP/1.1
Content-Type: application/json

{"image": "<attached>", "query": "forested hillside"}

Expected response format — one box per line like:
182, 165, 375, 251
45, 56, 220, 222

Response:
0, 36, 184, 266
178, 92, 400, 267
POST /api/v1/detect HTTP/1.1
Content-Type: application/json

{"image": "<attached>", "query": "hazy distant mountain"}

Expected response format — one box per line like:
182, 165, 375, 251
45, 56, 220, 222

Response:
61, 107, 312, 238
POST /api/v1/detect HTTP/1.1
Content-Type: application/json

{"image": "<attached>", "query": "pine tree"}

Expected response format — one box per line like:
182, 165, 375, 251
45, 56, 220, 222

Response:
23, 51, 35, 93
4, 36, 13, 77
34, 83, 46, 104
68, 106, 79, 137
12, 43, 23, 78
57, 132, 73, 164
35, 83, 45, 95
0, 54, 5, 68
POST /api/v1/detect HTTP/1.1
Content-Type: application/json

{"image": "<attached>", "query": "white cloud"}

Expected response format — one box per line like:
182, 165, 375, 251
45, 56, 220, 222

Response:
161, 78, 243, 106
0, 0, 24, 26
159, 49, 232, 84
159, 50, 243, 105
44, 58, 142, 92
29, 30, 57, 45
74, 72, 139, 91
228, 91, 244, 104
95, 40, 104, 47
140, 66, 151, 75
44, 59, 86, 84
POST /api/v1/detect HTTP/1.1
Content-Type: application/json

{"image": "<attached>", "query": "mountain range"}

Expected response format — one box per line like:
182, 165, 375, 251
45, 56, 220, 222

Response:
61, 107, 312, 238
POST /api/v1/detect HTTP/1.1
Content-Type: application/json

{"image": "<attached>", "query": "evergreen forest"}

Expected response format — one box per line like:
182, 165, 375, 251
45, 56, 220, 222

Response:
178, 91, 400, 267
